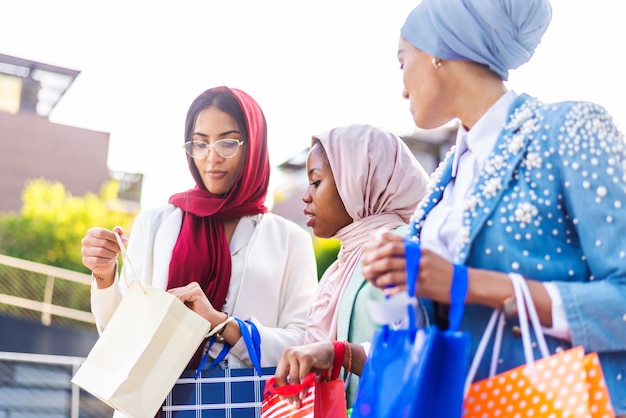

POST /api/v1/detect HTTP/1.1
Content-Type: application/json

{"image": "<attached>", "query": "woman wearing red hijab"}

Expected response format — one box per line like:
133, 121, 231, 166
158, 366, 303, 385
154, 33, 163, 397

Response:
81, 86, 318, 393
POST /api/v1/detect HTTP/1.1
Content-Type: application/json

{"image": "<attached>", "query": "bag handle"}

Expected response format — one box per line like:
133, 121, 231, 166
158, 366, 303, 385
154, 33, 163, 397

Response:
236, 318, 263, 375
404, 237, 421, 330
404, 238, 468, 332
114, 232, 265, 377
364, 238, 468, 330
513, 273, 550, 358
463, 273, 550, 395
448, 264, 468, 332
113, 231, 146, 294
264, 372, 316, 398
195, 318, 263, 378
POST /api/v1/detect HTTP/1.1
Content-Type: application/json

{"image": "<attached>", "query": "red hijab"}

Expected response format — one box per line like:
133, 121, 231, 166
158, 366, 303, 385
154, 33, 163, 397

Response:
167, 87, 270, 312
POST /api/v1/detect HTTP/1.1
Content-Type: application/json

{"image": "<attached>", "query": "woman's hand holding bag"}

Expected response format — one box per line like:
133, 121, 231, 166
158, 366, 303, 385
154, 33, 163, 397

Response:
351, 238, 471, 418
72, 232, 213, 418
261, 343, 348, 418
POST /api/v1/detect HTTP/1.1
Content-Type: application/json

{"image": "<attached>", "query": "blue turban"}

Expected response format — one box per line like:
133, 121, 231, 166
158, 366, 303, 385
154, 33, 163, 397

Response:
401, 0, 552, 80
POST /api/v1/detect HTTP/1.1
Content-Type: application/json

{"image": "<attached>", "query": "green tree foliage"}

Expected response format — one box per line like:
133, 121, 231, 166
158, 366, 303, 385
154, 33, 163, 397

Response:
0, 178, 137, 273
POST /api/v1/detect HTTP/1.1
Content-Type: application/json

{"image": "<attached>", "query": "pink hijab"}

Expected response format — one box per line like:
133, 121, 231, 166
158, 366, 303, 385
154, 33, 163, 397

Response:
303, 124, 429, 343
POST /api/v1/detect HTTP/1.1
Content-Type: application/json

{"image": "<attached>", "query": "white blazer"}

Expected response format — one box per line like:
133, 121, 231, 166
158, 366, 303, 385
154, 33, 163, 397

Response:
90, 204, 318, 368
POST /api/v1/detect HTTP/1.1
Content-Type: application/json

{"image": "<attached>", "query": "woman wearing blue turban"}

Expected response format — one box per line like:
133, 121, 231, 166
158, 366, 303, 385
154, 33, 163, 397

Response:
362, 0, 626, 415
274, 0, 626, 415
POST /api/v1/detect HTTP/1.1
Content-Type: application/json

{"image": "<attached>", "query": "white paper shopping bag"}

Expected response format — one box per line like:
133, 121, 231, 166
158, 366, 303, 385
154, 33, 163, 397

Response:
72, 233, 212, 418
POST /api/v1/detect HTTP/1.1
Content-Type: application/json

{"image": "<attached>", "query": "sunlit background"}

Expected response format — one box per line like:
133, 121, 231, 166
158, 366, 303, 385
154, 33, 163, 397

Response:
2, 0, 625, 210
2, 2, 625, 416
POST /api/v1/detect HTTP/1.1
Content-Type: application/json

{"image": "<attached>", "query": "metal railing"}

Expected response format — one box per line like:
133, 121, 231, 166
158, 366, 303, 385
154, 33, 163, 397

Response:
0, 254, 95, 328
0, 255, 109, 416
0, 351, 112, 418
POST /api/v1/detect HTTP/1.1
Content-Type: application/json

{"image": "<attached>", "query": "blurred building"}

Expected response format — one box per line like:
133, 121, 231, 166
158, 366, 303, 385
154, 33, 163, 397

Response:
0, 53, 127, 416
0, 53, 142, 213
272, 123, 458, 226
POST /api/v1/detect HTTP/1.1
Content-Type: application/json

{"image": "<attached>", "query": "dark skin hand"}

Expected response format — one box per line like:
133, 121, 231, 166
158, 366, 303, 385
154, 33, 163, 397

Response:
360, 231, 554, 327
273, 232, 554, 410
274, 341, 366, 409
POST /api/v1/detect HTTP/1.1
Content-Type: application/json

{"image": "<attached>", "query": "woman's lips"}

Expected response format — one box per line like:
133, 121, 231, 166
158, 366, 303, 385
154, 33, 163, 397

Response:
205, 170, 227, 178
304, 210, 315, 228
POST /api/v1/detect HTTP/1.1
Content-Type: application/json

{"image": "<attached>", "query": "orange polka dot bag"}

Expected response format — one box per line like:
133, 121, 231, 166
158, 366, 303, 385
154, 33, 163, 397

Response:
463, 273, 615, 418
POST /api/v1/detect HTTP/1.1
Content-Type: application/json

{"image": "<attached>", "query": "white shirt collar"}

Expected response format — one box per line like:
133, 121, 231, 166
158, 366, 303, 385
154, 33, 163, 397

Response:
451, 90, 518, 177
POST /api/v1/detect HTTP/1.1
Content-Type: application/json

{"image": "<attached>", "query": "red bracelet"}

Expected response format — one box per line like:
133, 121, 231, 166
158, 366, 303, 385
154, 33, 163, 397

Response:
331, 340, 345, 380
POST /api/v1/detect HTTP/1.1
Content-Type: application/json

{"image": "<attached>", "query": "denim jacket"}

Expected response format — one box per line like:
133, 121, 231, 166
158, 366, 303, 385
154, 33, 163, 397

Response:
409, 93, 626, 413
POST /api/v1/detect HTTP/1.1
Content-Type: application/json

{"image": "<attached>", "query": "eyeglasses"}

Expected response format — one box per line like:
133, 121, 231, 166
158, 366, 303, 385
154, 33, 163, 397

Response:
183, 139, 244, 159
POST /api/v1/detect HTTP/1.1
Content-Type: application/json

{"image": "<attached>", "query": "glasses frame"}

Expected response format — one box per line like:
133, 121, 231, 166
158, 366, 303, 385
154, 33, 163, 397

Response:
183, 139, 245, 159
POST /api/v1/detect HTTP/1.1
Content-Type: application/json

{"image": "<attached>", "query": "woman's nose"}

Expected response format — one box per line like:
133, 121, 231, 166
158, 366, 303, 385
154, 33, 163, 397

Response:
206, 145, 224, 161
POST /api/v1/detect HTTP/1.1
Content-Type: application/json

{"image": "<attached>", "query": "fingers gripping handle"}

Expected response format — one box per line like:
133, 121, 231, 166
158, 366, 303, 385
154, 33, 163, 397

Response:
264, 373, 316, 398
113, 231, 145, 293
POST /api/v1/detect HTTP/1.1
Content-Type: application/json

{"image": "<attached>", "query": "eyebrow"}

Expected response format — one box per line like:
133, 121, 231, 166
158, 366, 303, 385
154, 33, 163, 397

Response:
192, 130, 241, 139
307, 167, 322, 176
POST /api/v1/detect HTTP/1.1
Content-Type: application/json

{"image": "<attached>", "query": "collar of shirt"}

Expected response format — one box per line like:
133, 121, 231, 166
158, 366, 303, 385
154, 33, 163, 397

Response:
229, 214, 259, 255
451, 90, 518, 177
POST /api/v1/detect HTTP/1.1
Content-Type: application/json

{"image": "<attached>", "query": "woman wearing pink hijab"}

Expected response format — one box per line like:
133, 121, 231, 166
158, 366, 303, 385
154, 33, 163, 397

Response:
278, 123, 429, 406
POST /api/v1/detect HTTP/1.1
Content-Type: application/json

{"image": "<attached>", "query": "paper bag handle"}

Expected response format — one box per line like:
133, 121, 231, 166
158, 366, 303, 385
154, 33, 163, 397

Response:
113, 231, 146, 294
510, 273, 550, 362
463, 273, 550, 395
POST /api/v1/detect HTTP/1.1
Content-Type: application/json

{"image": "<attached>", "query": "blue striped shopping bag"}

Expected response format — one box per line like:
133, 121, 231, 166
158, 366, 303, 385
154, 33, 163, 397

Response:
162, 318, 276, 418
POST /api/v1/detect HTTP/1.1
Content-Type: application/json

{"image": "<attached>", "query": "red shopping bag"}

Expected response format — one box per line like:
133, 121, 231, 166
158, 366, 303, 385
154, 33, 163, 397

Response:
463, 273, 615, 418
261, 373, 347, 418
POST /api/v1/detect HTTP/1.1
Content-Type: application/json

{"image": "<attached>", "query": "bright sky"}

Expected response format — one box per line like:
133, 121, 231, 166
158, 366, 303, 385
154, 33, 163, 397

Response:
2, 1, 625, 209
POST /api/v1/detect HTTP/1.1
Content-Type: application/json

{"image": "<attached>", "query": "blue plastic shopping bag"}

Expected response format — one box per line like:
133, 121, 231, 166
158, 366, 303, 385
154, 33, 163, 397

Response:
351, 238, 471, 418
